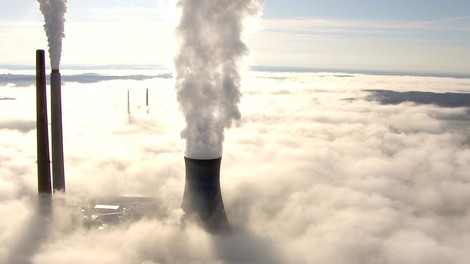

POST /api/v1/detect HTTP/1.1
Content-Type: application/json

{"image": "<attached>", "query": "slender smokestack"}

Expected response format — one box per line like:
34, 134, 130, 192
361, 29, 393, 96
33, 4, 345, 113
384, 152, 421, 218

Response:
51, 69, 65, 192
182, 157, 230, 233
127, 90, 131, 124
36, 50, 52, 194
146, 88, 149, 114
146, 88, 149, 107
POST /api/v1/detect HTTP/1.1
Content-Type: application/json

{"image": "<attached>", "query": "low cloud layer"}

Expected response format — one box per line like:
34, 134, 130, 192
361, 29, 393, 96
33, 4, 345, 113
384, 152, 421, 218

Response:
1, 69, 470, 263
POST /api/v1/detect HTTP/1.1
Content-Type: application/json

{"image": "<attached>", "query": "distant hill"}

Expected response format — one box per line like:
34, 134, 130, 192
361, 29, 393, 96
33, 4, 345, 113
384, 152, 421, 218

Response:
366, 90, 470, 108
0, 72, 172, 87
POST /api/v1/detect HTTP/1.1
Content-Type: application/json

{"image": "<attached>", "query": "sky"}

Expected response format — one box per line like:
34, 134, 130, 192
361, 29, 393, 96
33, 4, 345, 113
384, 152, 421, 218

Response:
0, 0, 470, 74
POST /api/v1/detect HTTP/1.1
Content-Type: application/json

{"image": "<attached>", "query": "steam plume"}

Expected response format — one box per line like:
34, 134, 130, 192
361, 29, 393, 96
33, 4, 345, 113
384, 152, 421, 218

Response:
175, 0, 264, 159
37, 0, 67, 69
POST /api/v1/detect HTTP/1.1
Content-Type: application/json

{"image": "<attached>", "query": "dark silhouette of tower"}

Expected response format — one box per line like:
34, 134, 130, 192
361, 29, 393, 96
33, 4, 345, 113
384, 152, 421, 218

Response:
36, 49, 52, 194
50, 69, 65, 192
181, 157, 230, 233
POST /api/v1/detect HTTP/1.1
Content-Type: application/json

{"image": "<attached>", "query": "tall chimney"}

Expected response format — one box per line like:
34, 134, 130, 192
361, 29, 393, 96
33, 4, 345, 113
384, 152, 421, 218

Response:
51, 69, 65, 192
36, 50, 52, 194
182, 157, 230, 233
146, 88, 149, 107
146, 88, 149, 114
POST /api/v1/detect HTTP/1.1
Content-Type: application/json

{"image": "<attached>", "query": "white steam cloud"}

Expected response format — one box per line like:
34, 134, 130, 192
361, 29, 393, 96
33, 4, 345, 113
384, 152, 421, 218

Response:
174, 0, 264, 159
37, 0, 67, 69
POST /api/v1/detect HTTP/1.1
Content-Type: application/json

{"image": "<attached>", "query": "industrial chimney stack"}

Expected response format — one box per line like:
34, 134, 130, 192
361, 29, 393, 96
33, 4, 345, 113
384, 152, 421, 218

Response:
182, 157, 230, 233
36, 50, 52, 194
50, 69, 65, 192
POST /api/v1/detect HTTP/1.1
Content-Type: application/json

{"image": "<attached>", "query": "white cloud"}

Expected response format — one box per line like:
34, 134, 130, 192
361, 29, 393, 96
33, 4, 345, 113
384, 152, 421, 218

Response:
1, 69, 470, 263
261, 16, 470, 34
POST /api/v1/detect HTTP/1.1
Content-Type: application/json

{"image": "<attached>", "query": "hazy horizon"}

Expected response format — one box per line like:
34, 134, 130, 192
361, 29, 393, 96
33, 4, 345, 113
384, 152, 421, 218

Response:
2, 63, 470, 80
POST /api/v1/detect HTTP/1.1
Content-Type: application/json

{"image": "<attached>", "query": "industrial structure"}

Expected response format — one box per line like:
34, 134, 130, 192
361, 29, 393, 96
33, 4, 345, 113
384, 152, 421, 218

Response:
36, 49, 65, 194
50, 68, 65, 192
35, 49, 230, 232
182, 157, 230, 233
36, 50, 52, 194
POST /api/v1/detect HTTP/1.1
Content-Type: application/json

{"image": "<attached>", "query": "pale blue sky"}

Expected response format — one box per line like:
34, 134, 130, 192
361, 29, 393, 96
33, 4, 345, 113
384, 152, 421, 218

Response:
1, 0, 469, 74
264, 0, 469, 20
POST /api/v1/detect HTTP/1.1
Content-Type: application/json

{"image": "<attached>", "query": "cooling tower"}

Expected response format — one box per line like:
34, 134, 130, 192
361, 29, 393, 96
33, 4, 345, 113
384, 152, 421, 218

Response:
36, 50, 52, 194
51, 69, 65, 192
182, 157, 230, 233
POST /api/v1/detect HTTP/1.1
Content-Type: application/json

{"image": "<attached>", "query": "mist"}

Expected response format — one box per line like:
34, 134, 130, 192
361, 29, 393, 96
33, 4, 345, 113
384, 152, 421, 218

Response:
1, 68, 470, 263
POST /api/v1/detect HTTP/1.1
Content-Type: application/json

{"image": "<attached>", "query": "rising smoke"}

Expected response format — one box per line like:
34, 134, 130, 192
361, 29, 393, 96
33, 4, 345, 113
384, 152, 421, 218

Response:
37, 0, 67, 69
174, 0, 264, 159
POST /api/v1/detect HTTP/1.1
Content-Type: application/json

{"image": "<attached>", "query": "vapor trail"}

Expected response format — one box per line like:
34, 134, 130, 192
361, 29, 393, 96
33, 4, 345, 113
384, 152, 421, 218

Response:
175, 0, 264, 159
37, 0, 67, 69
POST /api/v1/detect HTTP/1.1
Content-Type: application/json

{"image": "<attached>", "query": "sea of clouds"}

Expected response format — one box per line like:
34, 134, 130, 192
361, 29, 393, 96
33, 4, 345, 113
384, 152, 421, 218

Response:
1, 67, 470, 263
